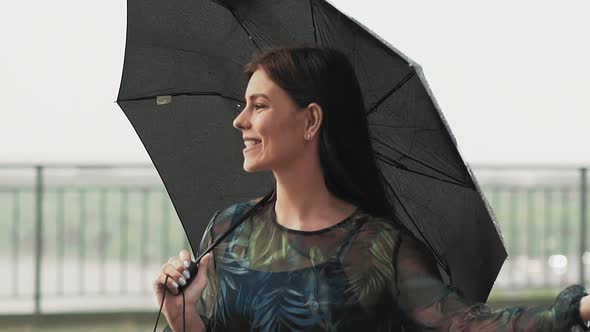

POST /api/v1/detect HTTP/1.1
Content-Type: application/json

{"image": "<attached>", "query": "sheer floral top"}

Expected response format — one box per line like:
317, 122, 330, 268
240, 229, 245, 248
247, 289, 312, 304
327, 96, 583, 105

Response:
163, 198, 589, 331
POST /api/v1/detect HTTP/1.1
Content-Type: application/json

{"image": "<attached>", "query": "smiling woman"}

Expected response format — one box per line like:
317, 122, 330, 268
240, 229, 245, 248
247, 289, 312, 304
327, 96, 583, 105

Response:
155, 46, 590, 332
233, 67, 319, 175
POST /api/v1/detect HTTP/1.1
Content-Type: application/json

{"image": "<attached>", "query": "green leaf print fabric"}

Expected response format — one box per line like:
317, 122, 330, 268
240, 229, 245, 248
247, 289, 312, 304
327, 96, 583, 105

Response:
163, 198, 589, 332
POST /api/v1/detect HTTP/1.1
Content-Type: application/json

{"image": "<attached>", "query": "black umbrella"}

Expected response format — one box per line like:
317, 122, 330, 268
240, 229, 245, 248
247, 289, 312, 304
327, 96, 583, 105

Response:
116, 0, 507, 305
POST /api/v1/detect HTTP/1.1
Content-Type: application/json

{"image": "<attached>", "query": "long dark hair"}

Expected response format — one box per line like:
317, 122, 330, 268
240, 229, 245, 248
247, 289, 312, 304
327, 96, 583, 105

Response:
242, 46, 399, 223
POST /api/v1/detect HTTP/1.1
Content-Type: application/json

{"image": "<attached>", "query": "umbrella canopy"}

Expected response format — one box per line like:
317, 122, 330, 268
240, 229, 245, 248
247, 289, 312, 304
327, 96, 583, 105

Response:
116, 0, 507, 303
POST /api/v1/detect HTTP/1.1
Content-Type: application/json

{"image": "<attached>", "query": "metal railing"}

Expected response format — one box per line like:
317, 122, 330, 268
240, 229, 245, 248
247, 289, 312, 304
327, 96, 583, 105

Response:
0, 164, 190, 314
0, 163, 588, 314
475, 165, 588, 291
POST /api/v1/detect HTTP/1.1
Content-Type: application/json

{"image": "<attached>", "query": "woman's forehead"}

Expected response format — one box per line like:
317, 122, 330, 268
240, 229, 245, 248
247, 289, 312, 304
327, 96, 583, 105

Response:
245, 69, 277, 98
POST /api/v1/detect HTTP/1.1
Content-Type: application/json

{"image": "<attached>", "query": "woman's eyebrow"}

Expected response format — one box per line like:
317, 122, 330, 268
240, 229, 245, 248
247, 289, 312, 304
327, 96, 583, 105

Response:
245, 93, 270, 100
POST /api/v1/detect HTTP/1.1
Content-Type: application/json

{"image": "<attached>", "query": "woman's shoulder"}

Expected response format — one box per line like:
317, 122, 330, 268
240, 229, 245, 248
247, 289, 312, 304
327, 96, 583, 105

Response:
343, 212, 397, 247
218, 197, 263, 217
356, 212, 401, 236
353, 212, 427, 251
207, 197, 265, 233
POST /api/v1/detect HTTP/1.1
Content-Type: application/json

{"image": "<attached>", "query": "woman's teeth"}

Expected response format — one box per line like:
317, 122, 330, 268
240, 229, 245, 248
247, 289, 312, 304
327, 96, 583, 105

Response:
244, 139, 261, 147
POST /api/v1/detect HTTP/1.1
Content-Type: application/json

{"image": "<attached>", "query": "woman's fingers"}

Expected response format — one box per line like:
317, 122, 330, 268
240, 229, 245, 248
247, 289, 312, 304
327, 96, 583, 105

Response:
193, 252, 212, 290
179, 249, 192, 263
153, 249, 205, 311
154, 249, 207, 302
175, 252, 210, 294
154, 270, 179, 295
156, 260, 191, 294
156, 272, 181, 295
168, 255, 192, 279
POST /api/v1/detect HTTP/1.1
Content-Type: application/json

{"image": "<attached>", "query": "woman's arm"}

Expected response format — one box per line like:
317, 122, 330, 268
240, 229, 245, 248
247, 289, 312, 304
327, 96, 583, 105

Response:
159, 250, 215, 332
161, 209, 222, 332
390, 229, 589, 331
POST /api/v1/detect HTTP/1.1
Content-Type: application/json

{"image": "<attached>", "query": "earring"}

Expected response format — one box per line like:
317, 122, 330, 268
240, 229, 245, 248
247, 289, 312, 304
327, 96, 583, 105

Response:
306, 133, 311, 140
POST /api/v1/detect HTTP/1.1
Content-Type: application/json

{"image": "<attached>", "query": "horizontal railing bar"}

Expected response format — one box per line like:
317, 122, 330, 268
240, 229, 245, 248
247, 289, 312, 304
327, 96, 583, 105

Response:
0, 163, 155, 169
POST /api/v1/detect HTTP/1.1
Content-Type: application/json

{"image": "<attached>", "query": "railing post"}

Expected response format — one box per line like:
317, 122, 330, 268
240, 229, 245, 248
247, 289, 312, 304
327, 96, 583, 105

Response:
34, 165, 44, 314
581, 167, 588, 286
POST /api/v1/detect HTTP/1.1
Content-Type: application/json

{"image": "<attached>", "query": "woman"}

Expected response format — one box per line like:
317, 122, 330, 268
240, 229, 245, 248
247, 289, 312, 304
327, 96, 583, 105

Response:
154, 46, 590, 331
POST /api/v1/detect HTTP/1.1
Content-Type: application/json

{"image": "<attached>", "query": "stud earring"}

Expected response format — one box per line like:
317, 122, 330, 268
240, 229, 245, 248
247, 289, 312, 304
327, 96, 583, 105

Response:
306, 133, 311, 140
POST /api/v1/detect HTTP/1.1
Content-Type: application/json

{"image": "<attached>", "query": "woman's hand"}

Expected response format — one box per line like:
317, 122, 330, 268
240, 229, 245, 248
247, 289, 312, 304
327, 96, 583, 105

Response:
580, 294, 590, 321
153, 249, 213, 323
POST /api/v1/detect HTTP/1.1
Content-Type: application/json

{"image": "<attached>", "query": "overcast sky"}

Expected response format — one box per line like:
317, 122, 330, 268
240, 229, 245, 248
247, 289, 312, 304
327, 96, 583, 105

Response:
1, 0, 588, 166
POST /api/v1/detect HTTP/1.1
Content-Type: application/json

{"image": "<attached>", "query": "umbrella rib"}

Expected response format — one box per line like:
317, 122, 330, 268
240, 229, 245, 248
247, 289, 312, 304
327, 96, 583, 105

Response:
367, 69, 416, 115
135, 43, 247, 68
209, 0, 262, 52
310, 0, 317, 44
371, 138, 471, 188
117, 92, 245, 105
375, 151, 470, 189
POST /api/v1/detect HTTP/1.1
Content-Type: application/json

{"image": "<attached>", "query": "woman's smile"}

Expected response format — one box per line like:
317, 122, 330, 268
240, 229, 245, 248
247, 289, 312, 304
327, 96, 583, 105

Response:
243, 140, 262, 152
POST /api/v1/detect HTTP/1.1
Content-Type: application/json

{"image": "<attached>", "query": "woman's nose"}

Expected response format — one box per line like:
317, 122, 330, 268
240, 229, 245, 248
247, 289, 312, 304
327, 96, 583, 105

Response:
233, 110, 250, 130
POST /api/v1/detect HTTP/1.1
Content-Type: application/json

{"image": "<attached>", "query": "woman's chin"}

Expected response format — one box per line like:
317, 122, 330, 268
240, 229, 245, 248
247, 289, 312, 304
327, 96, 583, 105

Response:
243, 161, 260, 173
243, 159, 270, 173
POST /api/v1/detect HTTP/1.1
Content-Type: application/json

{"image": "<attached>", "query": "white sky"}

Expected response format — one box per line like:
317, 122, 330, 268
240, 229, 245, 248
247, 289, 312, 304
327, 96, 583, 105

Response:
1, 0, 588, 166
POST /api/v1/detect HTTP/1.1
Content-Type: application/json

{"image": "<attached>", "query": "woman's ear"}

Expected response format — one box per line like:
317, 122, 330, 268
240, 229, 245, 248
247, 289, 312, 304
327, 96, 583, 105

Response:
305, 102, 323, 136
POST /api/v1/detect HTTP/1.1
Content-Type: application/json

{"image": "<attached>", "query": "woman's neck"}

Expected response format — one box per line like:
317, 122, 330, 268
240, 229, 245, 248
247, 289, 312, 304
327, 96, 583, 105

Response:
272, 155, 356, 231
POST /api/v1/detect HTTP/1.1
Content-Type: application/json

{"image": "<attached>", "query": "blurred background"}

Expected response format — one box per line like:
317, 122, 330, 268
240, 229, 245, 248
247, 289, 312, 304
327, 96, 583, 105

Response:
1, 0, 588, 331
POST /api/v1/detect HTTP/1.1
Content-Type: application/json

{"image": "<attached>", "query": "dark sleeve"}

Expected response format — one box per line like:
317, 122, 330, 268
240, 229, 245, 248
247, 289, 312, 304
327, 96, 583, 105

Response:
196, 209, 222, 330
162, 209, 221, 332
391, 229, 590, 331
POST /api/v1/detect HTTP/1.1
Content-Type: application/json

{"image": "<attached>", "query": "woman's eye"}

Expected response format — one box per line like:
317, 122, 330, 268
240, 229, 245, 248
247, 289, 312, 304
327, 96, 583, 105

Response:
254, 104, 266, 109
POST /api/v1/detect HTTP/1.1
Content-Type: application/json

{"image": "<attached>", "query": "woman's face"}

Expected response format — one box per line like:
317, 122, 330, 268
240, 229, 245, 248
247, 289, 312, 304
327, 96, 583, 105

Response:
233, 68, 311, 172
